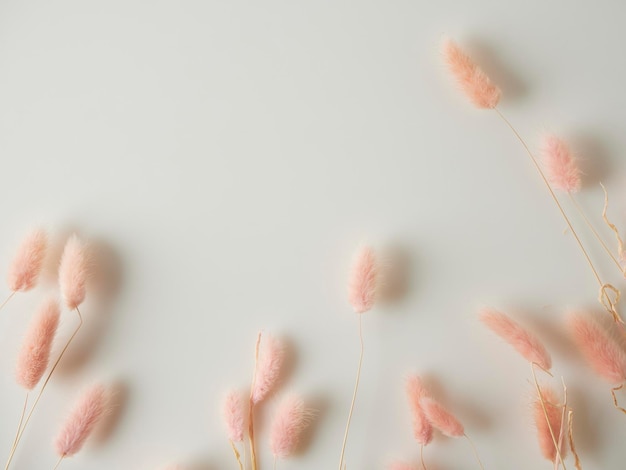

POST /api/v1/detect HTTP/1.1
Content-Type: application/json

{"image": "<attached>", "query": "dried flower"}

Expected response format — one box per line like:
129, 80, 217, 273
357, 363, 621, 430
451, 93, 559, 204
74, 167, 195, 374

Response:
348, 246, 378, 314
7, 229, 47, 292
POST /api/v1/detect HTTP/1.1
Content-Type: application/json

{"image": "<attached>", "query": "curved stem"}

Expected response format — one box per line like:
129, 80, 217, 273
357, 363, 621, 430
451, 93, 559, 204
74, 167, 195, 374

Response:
531, 363, 567, 469
5, 393, 28, 462
5, 308, 83, 470
611, 384, 626, 415
338, 314, 364, 470
420, 443, 427, 470
569, 193, 622, 273
464, 434, 484, 470
229, 440, 244, 470
567, 410, 583, 470
494, 109, 622, 324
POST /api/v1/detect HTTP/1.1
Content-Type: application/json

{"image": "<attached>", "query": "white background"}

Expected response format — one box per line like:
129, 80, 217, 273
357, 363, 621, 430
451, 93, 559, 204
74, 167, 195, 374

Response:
0, 1, 625, 469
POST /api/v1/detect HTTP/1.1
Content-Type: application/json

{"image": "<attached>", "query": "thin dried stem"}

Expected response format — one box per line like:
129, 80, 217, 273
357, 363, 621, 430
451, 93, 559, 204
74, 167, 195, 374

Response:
5, 308, 83, 470
610, 384, 626, 415
567, 410, 582, 470
494, 109, 623, 325
420, 443, 427, 470
52, 456, 63, 470
531, 363, 567, 469
229, 440, 244, 470
569, 193, 623, 273
464, 434, 484, 470
0, 291, 16, 312
554, 378, 568, 470
338, 314, 364, 470
6, 393, 28, 461
248, 332, 262, 470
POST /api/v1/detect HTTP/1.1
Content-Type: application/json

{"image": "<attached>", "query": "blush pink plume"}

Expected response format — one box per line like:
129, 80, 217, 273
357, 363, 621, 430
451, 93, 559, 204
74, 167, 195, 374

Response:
54, 384, 109, 458
223, 390, 246, 442
533, 386, 567, 461
480, 308, 552, 371
442, 38, 501, 109
387, 462, 416, 470
16, 298, 60, 390
58, 235, 90, 310
7, 229, 47, 293
348, 245, 378, 314
541, 135, 582, 193
269, 394, 313, 459
251, 334, 285, 404
422, 398, 464, 438
568, 312, 626, 384
405, 375, 433, 445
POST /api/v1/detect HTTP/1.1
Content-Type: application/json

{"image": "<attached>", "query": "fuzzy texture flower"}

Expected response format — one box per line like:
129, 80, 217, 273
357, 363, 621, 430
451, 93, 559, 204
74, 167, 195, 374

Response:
269, 394, 313, 459
348, 245, 378, 314
16, 298, 60, 390
480, 308, 552, 371
251, 334, 285, 404
405, 375, 433, 445
223, 390, 245, 442
534, 386, 567, 461
442, 38, 501, 109
542, 135, 581, 193
54, 384, 109, 457
387, 462, 416, 470
568, 313, 626, 384
7, 229, 47, 292
422, 398, 464, 437
58, 235, 90, 310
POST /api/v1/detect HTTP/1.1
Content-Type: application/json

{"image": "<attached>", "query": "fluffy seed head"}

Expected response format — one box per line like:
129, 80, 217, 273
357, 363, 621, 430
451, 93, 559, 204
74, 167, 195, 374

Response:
542, 135, 582, 193
16, 297, 60, 390
405, 375, 433, 445
422, 398, 464, 437
568, 313, 626, 384
251, 334, 285, 404
269, 394, 313, 459
480, 308, 552, 371
54, 384, 109, 457
348, 245, 378, 314
58, 235, 90, 310
7, 229, 47, 292
442, 38, 501, 109
533, 386, 567, 461
223, 390, 246, 442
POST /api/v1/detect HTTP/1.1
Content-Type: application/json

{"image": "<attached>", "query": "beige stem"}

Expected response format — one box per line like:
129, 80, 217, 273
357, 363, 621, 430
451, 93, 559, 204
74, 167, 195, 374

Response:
338, 314, 364, 470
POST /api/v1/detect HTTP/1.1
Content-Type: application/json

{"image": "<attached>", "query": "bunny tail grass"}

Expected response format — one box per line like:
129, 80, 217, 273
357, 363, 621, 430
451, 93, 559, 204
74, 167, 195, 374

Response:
348, 245, 378, 314
541, 135, 581, 193
58, 235, 90, 310
7, 229, 47, 293
480, 308, 552, 371
442, 38, 500, 109
16, 298, 60, 390
405, 375, 433, 445
269, 394, 314, 459
54, 384, 109, 458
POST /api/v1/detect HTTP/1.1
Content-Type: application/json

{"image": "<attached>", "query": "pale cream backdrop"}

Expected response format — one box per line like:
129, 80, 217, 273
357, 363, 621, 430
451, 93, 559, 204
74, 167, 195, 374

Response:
0, 1, 625, 469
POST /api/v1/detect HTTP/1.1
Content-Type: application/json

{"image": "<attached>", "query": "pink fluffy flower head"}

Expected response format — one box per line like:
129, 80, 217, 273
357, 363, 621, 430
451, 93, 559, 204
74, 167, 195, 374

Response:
58, 235, 91, 310
542, 135, 582, 193
7, 229, 48, 292
251, 334, 285, 404
405, 375, 433, 445
348, 245, 378, 314
480, 308, 552, 371
533, 386, 567, 462
568, 312, 626, 384
269, 394, 313, 459
442, 38, 501, 109
16, 297, 60, 390
223, 390, 246, 442
422, 398, 464, 438
55, 384, 109, 457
